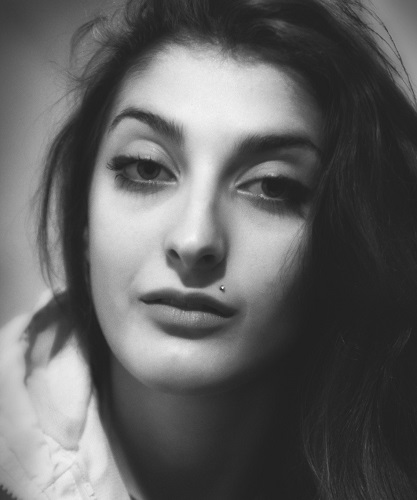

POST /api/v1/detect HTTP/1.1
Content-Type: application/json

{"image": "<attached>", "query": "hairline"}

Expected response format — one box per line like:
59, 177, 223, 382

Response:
105, 36, 322, 145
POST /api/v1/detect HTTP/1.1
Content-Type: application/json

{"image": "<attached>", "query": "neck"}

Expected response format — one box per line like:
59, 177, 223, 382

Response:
108, 356, 298, 500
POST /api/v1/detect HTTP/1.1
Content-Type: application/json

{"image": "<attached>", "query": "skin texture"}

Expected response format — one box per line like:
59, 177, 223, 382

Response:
87, 45, 322, 396
87, 44, 323, 499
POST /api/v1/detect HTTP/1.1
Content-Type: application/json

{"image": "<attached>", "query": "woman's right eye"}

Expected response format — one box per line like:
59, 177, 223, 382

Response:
107, 155, 176, 190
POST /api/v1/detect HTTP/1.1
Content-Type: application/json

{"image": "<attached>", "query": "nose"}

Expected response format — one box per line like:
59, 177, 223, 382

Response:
164, 193, 226, 272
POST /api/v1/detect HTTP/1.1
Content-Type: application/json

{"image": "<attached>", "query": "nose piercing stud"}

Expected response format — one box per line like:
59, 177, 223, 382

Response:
220, 285, 226, 292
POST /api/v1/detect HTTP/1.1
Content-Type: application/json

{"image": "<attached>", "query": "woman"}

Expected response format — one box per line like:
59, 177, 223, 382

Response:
1, 0, 417, 498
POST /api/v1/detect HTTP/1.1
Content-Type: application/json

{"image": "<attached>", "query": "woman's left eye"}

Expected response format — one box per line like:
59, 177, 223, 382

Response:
238, 175, 312, 213
107, 155, 176, 190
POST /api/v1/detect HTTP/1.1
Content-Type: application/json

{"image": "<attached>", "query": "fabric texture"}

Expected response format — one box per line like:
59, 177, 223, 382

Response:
0, 293, 132, 500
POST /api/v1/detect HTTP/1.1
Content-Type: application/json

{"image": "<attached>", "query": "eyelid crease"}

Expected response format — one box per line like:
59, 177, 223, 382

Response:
107, 153, 173, 171
232, 154, 318, 187
236, 171, 305, 188
238, 171, 289, 183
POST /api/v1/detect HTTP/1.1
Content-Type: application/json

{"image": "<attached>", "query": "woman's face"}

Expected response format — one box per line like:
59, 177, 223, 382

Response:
88, 45, 322, 393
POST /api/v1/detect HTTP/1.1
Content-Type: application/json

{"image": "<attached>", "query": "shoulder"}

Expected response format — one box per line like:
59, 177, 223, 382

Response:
0, 290, 93, 445
0, 292, 91, 498
0, 293, 131, 500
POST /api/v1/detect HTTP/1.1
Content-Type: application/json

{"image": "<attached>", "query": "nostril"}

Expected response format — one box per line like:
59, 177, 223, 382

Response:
166, 246, 222, 269
201, 254, 216, 266
168, 249, 181, 261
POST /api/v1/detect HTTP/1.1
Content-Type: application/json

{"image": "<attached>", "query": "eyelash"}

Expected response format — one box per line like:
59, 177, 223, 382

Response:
107, 155, 175, 193
107, 154, 311, 216
238, 176, 312, 216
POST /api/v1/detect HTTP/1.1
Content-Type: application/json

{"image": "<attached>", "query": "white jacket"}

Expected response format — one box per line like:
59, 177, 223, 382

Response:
0, 293, 132, 500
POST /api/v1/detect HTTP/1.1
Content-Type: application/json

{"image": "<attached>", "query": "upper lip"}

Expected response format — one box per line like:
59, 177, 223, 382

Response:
141, 289, 237, 318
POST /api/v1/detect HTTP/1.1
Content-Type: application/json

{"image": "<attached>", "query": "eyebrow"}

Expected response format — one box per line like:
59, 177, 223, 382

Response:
109, 106, 321, 157
233, 133, 321, 159
109, 107, 184, 145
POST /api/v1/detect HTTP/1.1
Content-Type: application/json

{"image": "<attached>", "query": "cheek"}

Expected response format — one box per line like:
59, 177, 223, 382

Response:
87, 184, 137, 319
238, 214, 307, 294
88, 191, 157, 287
238, 225, 308, 349
88, 214, 131, 292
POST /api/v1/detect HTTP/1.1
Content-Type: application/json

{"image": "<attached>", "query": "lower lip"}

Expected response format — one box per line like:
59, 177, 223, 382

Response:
141, 302, 233, 338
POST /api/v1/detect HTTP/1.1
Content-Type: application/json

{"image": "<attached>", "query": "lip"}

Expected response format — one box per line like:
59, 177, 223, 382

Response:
141, 289, 237, 318
139, 288, 238, 338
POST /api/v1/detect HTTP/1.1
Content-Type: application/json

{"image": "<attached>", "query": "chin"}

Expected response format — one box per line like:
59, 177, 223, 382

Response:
126, 354, 275, 396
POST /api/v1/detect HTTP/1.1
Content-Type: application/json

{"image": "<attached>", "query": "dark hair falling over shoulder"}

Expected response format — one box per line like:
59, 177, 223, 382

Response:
36, 0, 417, 498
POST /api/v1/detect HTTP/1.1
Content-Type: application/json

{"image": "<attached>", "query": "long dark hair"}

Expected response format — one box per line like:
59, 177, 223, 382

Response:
37, 0, 417, 497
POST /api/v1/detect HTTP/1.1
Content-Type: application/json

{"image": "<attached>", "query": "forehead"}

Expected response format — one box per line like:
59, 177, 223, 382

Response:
109, 44, 322, 147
